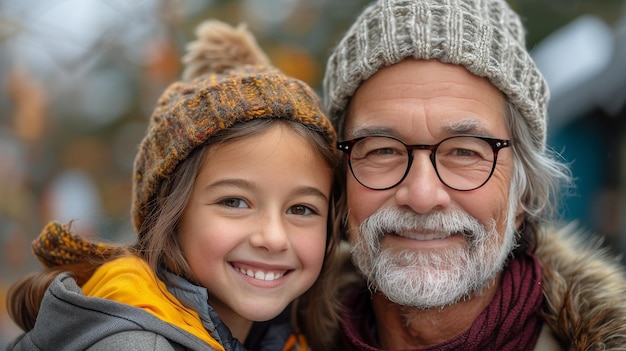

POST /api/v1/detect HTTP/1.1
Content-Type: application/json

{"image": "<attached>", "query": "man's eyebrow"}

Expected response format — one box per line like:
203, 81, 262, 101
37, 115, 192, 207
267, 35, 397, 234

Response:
344, 126, 397, 139
445, 119, 491, 135
345, 120, 490, 138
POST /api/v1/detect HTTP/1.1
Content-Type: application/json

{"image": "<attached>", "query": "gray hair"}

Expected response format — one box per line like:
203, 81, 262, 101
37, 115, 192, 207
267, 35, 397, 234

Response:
507, 101, 573, 248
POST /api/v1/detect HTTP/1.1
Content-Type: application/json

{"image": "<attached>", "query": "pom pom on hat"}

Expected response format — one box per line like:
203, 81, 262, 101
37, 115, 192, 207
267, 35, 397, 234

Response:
182, 20, 270, 80
131, 20, 335, 235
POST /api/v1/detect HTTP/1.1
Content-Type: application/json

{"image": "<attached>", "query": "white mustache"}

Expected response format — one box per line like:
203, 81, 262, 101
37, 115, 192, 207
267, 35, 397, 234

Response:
359, 207, 487, 241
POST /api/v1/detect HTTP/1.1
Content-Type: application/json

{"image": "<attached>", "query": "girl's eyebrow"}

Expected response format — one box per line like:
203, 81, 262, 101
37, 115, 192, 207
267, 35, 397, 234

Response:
291, 186, 329, 202
204, 178, 255, 192
205, 179, 329, 202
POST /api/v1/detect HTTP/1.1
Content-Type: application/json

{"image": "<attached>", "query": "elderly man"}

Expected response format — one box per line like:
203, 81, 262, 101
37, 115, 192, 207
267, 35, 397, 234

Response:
320, 0, 626, 349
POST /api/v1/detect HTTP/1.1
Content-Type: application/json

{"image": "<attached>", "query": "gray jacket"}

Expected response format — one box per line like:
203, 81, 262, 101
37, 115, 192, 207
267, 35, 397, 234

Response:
7, 272, 291, 351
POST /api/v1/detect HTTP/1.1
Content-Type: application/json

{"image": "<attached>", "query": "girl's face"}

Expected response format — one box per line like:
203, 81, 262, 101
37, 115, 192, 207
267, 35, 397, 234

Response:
178, 123, 332, 338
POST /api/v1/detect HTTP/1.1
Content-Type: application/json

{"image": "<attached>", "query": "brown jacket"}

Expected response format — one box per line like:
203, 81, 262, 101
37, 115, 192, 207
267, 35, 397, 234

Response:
537, 224, 626, 349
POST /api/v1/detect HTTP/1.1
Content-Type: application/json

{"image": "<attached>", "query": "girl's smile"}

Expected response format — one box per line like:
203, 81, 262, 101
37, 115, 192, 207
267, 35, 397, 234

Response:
178, 123, 332, 338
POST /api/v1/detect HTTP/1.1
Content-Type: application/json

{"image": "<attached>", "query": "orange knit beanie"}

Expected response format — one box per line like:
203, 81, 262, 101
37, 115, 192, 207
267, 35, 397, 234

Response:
131, 20, 336, 234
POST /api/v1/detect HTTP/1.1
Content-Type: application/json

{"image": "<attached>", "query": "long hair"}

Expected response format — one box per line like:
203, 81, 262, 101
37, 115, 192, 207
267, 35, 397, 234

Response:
506, 101, 574, 252
136, 118, 344, 350
7, 118, 341, 339
7, 239, 129, 331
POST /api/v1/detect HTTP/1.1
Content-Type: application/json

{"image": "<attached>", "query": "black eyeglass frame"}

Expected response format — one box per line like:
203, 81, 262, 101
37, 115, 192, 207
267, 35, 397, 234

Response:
337, 135, 512, 191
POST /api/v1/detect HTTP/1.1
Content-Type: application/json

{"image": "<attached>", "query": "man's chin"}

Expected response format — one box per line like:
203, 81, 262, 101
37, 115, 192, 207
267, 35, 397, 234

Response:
373, 278, 469, 309
365, 257, 495, 310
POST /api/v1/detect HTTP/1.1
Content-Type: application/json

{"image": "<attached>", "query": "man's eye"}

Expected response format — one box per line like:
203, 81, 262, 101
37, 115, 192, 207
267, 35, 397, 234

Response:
220, 198, 249, 208
369, 147, 396, 155
287, 205, 315, 216
450, 148, 479, 157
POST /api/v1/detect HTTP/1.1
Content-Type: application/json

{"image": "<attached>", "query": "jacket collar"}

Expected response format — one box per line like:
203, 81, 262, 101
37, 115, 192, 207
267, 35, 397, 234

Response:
536, 223, 626, 349
164, 271, 247, 351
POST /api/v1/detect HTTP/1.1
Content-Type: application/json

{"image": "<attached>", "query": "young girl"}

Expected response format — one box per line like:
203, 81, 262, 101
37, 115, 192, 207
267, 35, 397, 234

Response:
6, 20, 341, 351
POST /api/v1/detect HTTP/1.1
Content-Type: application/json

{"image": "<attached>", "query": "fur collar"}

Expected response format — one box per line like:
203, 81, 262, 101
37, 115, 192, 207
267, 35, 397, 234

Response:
536, 223, 626, 350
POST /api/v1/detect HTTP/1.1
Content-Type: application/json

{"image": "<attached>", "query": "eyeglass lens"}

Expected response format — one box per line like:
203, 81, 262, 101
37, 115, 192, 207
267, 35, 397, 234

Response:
348, 136, 498, 191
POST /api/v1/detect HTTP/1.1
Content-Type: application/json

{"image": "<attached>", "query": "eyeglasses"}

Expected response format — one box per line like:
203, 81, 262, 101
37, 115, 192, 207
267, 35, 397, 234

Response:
337, 135, 511, 191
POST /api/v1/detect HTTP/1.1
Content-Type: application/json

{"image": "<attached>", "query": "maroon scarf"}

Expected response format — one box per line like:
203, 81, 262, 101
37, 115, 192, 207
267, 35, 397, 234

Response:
341, 252, 544, 350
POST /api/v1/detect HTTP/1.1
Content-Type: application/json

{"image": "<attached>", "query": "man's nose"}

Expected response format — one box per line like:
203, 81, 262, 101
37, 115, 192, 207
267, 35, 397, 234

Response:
393, 152, 451, 214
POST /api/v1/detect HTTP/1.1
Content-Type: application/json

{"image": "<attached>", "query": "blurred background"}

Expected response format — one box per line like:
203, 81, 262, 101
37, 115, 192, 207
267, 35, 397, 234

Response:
1, 0, 625, 345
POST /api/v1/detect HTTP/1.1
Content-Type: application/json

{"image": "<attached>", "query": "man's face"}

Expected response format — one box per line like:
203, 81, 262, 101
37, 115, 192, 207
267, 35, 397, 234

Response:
343, 59, 522, 309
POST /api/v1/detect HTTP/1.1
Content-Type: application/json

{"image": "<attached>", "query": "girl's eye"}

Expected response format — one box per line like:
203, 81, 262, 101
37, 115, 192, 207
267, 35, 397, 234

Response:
287, 205, 316, 216
220, 198, 249, 208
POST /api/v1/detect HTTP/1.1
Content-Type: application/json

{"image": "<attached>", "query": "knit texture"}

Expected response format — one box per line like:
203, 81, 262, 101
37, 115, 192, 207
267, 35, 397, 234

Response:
132, 21, 336, 234
323, 0, 549, 150
32, 221, 116, 268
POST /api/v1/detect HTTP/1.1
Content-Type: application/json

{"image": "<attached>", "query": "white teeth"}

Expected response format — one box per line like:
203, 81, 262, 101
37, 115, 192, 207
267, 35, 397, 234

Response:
399, 231, 449, 240
420, 233, 449, 240
236, 267, 284, 281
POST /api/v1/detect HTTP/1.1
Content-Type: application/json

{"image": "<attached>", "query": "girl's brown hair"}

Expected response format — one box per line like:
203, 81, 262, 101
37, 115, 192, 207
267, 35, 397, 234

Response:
7, 118, 342, 347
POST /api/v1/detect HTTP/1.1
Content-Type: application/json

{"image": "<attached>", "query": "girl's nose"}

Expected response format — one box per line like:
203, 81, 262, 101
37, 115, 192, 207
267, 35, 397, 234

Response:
250, 213, 289, 252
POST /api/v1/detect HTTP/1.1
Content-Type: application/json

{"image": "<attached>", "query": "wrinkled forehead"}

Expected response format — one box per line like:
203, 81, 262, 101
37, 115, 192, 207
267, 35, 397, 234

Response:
341, 60, 510, 141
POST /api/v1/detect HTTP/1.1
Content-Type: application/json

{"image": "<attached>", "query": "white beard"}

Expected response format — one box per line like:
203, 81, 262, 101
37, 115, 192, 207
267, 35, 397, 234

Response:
350, 190, 519, 309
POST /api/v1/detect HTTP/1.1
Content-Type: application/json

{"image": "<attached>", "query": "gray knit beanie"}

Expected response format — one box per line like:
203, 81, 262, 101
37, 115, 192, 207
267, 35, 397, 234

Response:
323, 0, 549, 150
